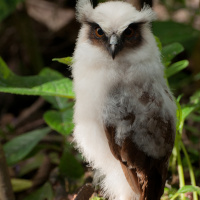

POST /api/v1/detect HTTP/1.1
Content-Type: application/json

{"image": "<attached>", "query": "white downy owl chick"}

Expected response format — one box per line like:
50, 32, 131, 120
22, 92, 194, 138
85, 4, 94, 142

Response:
72, 0, 177, 200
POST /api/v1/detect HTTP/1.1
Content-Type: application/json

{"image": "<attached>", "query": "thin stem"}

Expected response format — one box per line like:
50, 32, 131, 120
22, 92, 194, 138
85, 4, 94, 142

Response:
175, 135, 186, 200
170, 192, 180, 200
180, 141, 198, 200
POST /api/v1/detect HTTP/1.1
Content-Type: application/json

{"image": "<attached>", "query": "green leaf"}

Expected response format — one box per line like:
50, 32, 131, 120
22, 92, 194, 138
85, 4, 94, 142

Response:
43, 96, 69, 110
11, 178, 33, 192
190, 90, 200, 105
3, 127, 51, 166
153, 21, 200, 50
41, 69, 71, 109
59, 148, 84, 179
39, 67, 64, 79
155, 36, 162, 51
165, 60, 189, 78
32, 78, 74, 98
178, 185, 200, 194
44, 104, 74, 135
91, 197, 106, 200
53, 57, 73, 66
170, 186, 200, 200
0, 58, 62, 87
162, 43, 184, 67
18, 154, 45, 177
23, 182, 53, 200
176, 100, 182, 132
0, 78, 74, 98
182, 105, 196, 121
0, 58, 74, 98
0, 0, 25, 21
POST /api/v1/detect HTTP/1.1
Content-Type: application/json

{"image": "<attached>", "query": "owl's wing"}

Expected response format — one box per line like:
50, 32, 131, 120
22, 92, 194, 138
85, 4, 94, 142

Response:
104, 114, 173, 200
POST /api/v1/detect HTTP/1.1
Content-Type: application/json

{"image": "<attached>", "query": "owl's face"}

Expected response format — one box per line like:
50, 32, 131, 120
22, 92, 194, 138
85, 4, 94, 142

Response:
87, 20, 144, 59
76, 1, 157, 61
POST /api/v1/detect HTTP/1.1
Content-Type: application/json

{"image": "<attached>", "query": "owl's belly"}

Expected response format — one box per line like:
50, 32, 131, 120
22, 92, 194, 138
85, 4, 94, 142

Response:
102, 81, 176, 159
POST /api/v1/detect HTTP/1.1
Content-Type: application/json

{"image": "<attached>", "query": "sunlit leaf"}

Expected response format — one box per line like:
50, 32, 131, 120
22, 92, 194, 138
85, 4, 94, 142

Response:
179, 185, 200, 194
32, 78, 74, 98
11, 179, 33, 192
91, 197, 106, 200
0, 58, 74, 98
176, 100, 182, 132
23, 182, 53, 200
3, 127, 51, 166
0, 78, 74, 98
155, 36, 162, 51
0, 58, 62, 87
165, 60, 189, 78
182, 105, 196, 121
52, 57, 73, 66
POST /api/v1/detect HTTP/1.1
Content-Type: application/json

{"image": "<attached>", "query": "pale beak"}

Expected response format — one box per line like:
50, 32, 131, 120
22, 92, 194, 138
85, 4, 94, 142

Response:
109, 34, 118, 59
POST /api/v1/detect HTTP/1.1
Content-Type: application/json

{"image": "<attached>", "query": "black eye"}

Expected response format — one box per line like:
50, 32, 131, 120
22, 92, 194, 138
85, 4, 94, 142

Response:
95, 27, 105, 37
124, 27, 134, 38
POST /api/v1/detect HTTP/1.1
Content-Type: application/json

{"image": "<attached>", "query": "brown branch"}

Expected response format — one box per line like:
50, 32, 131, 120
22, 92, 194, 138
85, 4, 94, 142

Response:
0, 143, 15, 200
11, 97, 45, 128
15, 118, 45, 135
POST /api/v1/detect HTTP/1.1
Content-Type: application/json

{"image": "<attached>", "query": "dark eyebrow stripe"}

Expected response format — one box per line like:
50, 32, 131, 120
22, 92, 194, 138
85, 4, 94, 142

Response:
86, 21, 100, 28
127, 21, 146, 27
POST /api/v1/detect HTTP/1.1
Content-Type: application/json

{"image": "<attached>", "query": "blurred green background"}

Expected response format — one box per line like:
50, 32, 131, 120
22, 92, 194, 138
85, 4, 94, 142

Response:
0, 0, 200, 200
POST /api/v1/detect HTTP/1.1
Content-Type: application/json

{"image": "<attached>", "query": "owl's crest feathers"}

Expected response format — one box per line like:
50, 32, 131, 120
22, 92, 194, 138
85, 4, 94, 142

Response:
76, 0, 156, 26
76, 0, 93, 22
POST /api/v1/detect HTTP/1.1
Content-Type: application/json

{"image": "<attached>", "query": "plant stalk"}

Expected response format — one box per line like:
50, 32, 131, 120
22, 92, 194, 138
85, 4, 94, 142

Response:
180, 141, 198, 200
175, 135, 186, 200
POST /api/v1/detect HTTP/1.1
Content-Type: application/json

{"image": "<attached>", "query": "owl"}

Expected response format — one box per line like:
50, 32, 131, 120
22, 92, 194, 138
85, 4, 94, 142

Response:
72, 0, 177, 200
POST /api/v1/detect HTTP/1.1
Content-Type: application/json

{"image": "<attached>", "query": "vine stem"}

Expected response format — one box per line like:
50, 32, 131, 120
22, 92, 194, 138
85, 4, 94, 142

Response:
180, 141, 198, 200
175, 135, 186, 200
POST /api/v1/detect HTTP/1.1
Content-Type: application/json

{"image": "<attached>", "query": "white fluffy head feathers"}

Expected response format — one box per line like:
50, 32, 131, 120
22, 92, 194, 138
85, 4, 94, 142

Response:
76, 0, 156, 24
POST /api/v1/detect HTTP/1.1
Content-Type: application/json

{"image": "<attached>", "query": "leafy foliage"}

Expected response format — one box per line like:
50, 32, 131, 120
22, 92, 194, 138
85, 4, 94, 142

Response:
3, 127, 51, 166
44, 108, 74, 135
153, 21, 200, 50
0, 58, 74, 98
1, 37, 200, 199
0, 0, 200, 199
59, 146, 84, 179
11, 179, 33, 192
22, 182, 53, 200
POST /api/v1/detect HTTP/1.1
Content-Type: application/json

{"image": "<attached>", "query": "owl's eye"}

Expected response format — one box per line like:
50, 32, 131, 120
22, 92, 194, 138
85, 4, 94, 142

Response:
124, 27, 134, 38
95, 27, 105, 38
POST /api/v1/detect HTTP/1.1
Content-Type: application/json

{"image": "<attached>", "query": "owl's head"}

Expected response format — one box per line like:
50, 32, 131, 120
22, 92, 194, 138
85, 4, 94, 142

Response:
76, 0, 157, 61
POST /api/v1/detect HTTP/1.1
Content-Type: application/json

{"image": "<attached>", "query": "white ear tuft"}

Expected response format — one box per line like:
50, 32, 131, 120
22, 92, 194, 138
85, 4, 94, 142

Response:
140, 5, 157, 22
76, 0, 93, 23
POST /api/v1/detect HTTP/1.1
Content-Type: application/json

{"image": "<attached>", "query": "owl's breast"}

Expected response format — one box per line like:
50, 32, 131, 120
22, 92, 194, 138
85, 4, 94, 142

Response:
102, 80, 176, 159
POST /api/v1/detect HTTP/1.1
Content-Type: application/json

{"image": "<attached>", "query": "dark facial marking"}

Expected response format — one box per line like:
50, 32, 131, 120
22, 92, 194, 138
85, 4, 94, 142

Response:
87, 22, 108, 47
87, 21, 146, 58
121, 22, 145, 49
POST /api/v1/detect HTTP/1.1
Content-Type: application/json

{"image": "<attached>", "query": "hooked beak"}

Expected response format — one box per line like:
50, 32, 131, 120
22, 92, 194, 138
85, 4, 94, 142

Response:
109, 34, 118, 59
